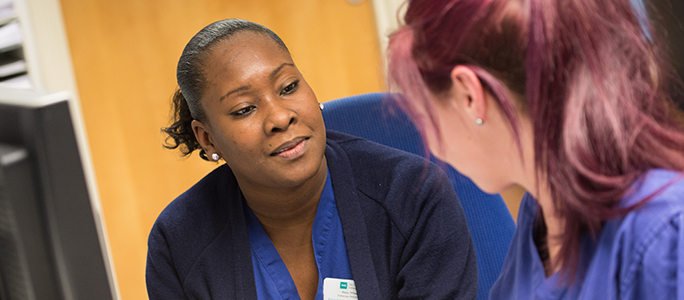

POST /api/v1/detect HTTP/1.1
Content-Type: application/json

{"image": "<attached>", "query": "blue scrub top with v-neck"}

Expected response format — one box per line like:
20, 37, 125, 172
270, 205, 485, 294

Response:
489, 169, 684, 299
245, 170, 353, 300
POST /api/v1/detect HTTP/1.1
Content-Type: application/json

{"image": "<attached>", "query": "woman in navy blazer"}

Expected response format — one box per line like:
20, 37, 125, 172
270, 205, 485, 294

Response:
146, 19, 477, 300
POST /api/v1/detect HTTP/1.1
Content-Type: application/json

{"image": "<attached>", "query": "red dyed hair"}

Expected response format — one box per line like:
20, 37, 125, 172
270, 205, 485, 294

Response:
388, 0, 684, 282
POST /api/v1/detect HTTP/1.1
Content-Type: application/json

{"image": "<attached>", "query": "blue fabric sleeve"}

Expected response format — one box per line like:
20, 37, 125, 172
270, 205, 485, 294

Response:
625, 212, 684, 300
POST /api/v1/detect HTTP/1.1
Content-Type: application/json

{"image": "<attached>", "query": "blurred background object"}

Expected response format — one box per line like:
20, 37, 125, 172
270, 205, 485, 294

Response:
0, 89, 118, 300
0, 1, 30, 89
645, 0, 684, 107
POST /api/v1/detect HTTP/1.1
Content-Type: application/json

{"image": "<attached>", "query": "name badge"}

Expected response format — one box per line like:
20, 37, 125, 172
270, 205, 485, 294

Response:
323, 278, 358, 300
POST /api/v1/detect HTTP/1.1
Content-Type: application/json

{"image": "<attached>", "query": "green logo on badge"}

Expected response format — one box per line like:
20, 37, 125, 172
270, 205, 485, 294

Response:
340, 282, 348, 289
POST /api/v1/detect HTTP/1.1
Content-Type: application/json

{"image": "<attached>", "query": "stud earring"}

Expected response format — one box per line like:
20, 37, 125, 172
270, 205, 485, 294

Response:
319, 103, 324, 110
475, 118, 484, 125
211, 153, 220, 161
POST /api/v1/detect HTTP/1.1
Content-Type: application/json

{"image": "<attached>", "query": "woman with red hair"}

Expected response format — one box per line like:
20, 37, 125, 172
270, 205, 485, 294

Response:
388, 0, 684, 298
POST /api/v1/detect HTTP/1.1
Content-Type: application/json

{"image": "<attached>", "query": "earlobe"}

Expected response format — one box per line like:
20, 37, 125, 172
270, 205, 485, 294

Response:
450, 66, 487, 125
191, 119, 217, 154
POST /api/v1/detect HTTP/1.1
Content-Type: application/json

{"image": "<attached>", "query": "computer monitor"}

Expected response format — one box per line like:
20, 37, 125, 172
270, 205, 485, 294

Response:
0, 88, 118, 300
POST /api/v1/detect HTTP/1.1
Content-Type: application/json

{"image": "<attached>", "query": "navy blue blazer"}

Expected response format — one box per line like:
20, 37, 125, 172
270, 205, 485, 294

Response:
146, 131, 477, 299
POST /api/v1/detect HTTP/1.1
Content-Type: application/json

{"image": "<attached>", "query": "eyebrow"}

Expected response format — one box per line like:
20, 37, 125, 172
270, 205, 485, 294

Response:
270, 63, 294, 79
218, 63, 295, 102
219, 85, 250, 102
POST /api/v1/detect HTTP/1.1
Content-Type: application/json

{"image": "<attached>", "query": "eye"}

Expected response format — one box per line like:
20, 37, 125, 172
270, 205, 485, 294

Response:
280, 80, 299, 96
230, 106, 256, 117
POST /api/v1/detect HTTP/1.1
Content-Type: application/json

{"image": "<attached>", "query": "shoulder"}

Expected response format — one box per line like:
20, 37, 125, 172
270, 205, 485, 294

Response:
327, 132, 476, 299
325, 130, 419, 160
326, 130, 452, 202
152, 165, 237, 231
148, 165, 242, 279
617, 170, 684, 236
609, 170, 684, 296
148, 165, 240, 260
325, 131, 460, 237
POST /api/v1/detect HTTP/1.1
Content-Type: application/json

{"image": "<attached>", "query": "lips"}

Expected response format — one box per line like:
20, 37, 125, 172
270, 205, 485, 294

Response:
270, 137, 308, 158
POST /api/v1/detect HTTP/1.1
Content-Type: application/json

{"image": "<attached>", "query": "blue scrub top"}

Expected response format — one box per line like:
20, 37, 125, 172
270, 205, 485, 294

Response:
490, 169, 684, 299
245, 170, 353, 300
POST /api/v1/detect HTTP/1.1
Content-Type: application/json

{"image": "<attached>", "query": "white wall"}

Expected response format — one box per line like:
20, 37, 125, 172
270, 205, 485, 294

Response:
371, 0, 405, 71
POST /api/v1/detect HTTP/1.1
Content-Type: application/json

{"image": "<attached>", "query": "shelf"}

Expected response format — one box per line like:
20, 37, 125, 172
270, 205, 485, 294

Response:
0, 0, 14, 27
0, 59, 25, 77
0, 20, 21, 52
0, 73, 30, 89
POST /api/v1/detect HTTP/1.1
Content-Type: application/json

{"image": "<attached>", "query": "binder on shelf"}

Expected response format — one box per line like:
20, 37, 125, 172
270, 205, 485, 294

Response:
0, 59, 26, 78
0, 20, 21, 52
0, 72, 28, 89
0, 0, 31, 90
0, 0, 13, 25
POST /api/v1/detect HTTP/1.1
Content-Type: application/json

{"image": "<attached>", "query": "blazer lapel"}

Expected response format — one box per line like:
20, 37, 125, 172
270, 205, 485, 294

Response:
326, 140, 383, 299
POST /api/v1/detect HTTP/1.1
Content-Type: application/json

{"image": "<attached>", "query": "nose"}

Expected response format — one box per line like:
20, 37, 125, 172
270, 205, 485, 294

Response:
264, 100, 296, 134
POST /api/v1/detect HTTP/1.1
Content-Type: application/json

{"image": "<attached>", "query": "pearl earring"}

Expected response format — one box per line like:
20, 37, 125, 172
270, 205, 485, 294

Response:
211, 153, 220, 161
319, 103, 324, 110
475, 118, 484, 125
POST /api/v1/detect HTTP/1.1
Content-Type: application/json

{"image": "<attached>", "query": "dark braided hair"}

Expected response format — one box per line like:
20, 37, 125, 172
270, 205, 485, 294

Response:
162, 19, 289, 160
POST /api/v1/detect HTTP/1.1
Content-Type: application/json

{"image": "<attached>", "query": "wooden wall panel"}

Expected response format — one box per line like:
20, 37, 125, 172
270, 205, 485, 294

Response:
58, 0, 383, 298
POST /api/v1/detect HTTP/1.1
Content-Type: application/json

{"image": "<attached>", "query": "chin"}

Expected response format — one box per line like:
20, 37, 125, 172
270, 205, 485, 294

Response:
277, 171, 320, 189
280, 156, 326, 187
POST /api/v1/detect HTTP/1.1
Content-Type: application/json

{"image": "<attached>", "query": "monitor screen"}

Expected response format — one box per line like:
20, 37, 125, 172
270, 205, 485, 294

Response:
0, 88, 117, 300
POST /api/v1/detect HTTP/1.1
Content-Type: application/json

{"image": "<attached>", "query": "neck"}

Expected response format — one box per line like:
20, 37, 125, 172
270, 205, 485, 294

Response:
522, 170, 565, 275
534, 184, 564, 275
520, 167, 565, 275
239, 158, 328, 246
515, 117, 564, 275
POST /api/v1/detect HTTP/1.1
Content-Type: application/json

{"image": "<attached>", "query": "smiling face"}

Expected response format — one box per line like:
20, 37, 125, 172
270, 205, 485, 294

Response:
192, 31, 327, 191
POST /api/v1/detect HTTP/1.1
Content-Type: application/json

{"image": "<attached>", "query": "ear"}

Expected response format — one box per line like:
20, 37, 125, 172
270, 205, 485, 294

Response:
191, 119, 218, 155
449, 66, 487, 124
